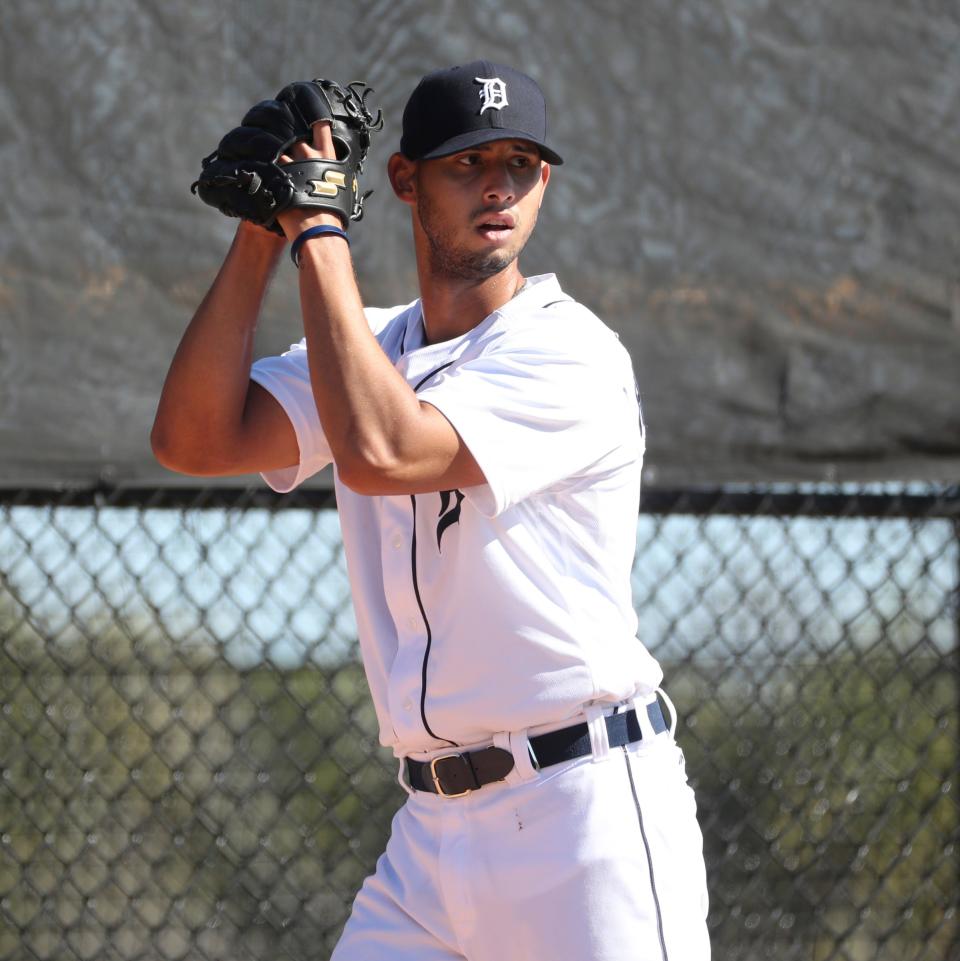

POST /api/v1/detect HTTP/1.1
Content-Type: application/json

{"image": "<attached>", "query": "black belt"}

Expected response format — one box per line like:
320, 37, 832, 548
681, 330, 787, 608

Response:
406, 701, 668, 798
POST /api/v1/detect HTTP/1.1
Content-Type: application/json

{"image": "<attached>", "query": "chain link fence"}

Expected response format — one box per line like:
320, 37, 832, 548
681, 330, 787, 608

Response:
1, 484, 957, 961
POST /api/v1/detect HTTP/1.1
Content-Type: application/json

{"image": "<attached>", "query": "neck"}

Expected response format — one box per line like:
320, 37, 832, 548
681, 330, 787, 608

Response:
417, 264, 526, 344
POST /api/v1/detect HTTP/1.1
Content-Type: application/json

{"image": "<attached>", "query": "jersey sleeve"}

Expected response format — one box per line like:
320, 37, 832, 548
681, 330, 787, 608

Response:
250, 304, 417, 493
417, 330, 643, 517
250, 341, 332, 493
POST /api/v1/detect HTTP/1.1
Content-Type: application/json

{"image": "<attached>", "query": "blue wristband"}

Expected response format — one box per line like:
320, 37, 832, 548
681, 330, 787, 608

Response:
290, 224, 350, 267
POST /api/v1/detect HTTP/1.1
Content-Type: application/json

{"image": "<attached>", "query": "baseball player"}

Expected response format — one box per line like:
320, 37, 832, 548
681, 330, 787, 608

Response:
153, 61, 710, 960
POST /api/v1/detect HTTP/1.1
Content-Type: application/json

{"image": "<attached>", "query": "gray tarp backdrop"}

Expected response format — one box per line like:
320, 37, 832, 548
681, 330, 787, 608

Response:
1, 0, 958, 488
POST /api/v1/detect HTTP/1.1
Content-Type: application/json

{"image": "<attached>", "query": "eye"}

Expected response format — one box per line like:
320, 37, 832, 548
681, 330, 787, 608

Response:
456, 153, 482, 166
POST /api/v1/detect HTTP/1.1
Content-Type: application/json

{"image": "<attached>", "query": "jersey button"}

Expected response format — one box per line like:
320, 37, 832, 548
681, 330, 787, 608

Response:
407, 616, 417, 630
393, 536, 402, 550
403, 699, 413, 712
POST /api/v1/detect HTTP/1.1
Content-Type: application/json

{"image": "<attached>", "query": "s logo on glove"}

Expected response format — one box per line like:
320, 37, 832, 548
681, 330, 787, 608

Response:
308, 170, 351, 198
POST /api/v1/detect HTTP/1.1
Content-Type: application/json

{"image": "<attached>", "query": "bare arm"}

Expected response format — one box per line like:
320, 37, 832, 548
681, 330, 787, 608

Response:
293, 238, 484, 495
276, 126, 484, 496
150, 222, 299, 476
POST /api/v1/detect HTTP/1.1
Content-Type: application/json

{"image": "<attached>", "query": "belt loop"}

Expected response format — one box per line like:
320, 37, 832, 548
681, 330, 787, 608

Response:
584, 704, 610, 762
656, 686, 678, 738
396, 756, 415, 796
495, 729, 538, 783
633, 692, 659, 742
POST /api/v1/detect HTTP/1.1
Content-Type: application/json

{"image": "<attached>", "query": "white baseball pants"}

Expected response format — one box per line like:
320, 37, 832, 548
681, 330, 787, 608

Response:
331, 701, 710, 961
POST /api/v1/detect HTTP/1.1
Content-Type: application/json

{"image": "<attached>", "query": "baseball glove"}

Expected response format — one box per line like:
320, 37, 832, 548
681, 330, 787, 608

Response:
191, 79, 383, 235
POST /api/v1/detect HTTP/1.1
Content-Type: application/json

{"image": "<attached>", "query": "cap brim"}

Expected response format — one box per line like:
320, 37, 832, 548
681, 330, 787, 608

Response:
417, 128, 564, 165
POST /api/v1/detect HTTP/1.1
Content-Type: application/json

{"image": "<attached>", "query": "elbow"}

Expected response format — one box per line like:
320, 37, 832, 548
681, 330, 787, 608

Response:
150, 420, 174, 468
150, 422, 192, 474
150, 420, 218, 476
335, 446, 405, 496
338, 469, 386, 496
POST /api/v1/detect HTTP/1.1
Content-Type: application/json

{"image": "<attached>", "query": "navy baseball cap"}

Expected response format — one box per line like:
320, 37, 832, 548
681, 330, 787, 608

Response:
400, 60, 564, 165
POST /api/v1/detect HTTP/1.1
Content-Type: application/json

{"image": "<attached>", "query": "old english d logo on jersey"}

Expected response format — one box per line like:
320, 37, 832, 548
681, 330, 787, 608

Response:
475, 76, 508, 114
436, 489, 465, 550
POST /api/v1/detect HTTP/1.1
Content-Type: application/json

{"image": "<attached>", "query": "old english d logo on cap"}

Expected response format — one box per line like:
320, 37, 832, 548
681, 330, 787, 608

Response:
476, 76, 508, 114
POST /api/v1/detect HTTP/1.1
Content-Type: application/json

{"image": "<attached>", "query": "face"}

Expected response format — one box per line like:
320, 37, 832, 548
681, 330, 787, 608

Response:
392, 140, 551, 282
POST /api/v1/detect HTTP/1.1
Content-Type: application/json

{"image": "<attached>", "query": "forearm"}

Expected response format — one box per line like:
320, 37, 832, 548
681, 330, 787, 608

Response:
295, 237, 434, 485
152, 223, 286, 467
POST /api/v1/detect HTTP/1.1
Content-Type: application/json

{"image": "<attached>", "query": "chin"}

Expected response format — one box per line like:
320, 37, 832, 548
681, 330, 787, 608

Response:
429, 242, 520, 282
471, 232, 530, 271
465, 251, 519, 281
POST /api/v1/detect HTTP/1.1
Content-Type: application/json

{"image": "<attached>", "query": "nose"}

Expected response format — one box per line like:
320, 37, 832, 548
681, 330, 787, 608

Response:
482, 162, 516, 205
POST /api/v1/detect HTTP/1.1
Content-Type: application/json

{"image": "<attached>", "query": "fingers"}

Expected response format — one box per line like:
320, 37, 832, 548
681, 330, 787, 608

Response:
280, 122, 335, 165
312, 120, 335, 157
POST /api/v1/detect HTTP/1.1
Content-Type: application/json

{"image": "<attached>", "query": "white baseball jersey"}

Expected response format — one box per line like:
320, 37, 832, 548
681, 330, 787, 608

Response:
251, 273, 663, 757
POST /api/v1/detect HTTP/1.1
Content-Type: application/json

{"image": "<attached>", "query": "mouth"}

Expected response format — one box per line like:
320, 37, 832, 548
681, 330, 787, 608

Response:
474, 211, 516, 241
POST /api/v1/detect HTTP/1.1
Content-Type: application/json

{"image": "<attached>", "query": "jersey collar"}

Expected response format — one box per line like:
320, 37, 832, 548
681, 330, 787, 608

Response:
405, 273, 568, 358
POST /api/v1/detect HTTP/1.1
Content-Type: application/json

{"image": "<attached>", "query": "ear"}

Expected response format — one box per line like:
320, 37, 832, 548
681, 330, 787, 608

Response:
537, 160, 551, 206
388, 153, 417, 205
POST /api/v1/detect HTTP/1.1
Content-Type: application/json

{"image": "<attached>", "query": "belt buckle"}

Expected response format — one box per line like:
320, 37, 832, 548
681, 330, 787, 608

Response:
429, 753, 473, 798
